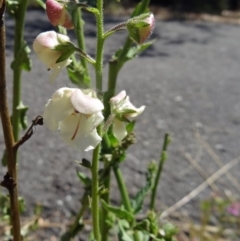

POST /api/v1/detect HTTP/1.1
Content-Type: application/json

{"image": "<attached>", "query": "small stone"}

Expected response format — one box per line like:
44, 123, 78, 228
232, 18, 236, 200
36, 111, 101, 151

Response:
56, 199, 63, 206
174, 95, 183, 102
65, 195, 72, 202
195, 122, 203, 128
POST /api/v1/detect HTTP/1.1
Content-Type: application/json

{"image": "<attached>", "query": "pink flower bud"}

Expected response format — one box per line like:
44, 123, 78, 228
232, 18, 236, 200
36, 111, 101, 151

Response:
46, 0, 74, 29
138, 13, 155, 44
127, 13, 155, 44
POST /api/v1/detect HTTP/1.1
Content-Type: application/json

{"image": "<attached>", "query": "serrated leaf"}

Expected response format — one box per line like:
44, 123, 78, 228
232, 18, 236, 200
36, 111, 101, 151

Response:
101, 200, 134, 223
77, 171, 91, 187
11, 41, 31, 72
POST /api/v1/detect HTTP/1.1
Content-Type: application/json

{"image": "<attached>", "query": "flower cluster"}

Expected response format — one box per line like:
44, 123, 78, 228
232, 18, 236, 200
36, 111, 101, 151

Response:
32, 0, 151, 152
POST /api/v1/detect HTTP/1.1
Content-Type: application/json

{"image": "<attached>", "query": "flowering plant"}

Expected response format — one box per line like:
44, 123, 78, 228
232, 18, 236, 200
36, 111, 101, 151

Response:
0, 0, 176, 241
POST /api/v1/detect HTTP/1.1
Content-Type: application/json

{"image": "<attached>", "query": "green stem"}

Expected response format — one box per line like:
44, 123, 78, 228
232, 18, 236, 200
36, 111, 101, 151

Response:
90, 0, 104, 240
91, 138, 101, 241
113, 164, 140, 241
150, 133, 170, 210
12, 0, 28, 141
0, 1, 21, 240
113, 165, 132, 211
74, 5, 90, 81
101, 165, 111, 241
95, 0, 104, 91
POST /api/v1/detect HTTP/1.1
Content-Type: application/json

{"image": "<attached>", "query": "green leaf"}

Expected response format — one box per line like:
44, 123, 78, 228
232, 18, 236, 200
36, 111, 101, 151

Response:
160, 223, 178, 239
128, 21, 149, 29
130, 1, 149, 17
56, 49, 75, 63
34, 0, 46, 9
11, 41, 32, 72
78, 158, 92, 169
126, 121, 135, 133
131, 163, 156, 213
67, 61, 90, 88
118, 220, 133, 241
118, 40, 155, 69
77, 171, 91, 187
133, 219, 150, 231
16, 101, 28, 130
101, 200, 134, 223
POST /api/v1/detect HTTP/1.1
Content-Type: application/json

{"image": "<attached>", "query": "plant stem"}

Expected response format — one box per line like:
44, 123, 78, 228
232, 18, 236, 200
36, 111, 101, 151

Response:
95, 0, 104, 91
91, 137, 101, 241
101, 165, 111, 241
113, 164, 140, 241
113, 164, 132, 211
12, 0, 28, 141
74, 4, 90, 81
90, 0, 104, 240
0, 1, 21, 240
150, 133, 170, 210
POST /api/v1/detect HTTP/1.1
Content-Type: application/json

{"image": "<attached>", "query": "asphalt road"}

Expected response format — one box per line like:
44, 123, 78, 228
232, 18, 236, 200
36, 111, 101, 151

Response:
1, 9, 240, 225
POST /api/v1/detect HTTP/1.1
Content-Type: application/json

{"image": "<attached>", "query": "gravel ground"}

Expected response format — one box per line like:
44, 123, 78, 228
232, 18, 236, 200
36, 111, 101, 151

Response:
1, 8, 240, 234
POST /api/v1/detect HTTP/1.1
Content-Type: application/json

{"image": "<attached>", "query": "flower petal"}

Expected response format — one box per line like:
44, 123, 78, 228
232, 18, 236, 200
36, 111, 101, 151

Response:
112, 119, 127, 142
71, 89, 104, 114
43, 87, 75, 131
110, 90, 126, 104
59, 114, 102, 151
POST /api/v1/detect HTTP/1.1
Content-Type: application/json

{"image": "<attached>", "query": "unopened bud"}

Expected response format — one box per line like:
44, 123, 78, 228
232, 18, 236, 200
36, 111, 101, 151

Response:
127, 13, 155, 44
46, 0, 74, 29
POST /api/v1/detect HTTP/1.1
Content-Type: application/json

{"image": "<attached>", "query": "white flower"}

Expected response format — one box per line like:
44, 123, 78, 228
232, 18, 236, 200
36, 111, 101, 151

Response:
43, 87, 104, 152
110, 90, 145, 141
33, 31, 72, 82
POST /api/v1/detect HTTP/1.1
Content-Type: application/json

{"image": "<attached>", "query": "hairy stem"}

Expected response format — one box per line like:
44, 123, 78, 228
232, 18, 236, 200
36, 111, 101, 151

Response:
91, 136, 101, 241
95, 0, 104, 91
0, 1, 21, 240
12, 0, 29, 141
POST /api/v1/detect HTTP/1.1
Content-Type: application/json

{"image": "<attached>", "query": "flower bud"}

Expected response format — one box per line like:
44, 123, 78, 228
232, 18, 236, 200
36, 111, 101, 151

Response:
127, 13, 155, 44
46, 0, 74, 29
33, 31, 72, 82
